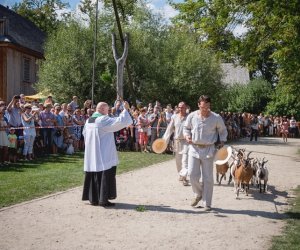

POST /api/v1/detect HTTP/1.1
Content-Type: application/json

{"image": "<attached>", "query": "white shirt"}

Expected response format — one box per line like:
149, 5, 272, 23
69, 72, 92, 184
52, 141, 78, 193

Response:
183, 110, 227, 159
83, 110, 132, 172
163, 113, 188, 154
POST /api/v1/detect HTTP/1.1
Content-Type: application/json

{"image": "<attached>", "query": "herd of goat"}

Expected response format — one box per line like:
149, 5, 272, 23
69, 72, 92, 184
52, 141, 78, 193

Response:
215, 147, 269, 198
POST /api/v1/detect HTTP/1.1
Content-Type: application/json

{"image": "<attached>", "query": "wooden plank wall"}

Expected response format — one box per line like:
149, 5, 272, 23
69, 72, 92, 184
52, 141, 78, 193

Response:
0, 47, 7, 102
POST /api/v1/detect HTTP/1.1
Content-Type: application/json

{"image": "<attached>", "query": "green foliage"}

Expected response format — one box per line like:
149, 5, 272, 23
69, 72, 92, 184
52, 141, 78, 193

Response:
12, 0, 70, 35
172, 0, 300, 117
225, 78, 272, 114
37, 3, 224, 108
36, 19, 116, 104
266, 83, 300, 119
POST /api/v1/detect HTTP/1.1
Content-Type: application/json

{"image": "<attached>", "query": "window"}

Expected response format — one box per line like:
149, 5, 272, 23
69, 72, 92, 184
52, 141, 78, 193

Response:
23, 57, 30, 82
0, 19, 4, 35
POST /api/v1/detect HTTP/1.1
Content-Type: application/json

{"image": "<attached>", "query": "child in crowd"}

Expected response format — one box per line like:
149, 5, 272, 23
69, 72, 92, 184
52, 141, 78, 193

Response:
8, 128, 17, 163
63, 128, 75, 154
33, 128, 45, 158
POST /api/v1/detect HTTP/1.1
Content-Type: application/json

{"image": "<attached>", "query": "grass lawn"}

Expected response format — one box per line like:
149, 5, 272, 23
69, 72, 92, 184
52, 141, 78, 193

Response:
270, 186, 300, 250
0, 152, 173, 208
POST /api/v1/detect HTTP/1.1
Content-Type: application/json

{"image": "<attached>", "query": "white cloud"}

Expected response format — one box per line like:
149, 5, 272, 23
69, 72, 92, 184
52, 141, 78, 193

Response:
233, 24, 248, 37
146, 2, 179, 22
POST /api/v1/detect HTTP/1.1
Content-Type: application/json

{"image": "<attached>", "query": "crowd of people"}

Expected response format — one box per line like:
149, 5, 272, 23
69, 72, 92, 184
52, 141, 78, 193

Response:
0, 94, 299, 167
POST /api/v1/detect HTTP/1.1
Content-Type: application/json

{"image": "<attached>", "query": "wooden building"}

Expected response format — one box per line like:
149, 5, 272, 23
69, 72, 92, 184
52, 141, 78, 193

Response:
0, 4, 45, 102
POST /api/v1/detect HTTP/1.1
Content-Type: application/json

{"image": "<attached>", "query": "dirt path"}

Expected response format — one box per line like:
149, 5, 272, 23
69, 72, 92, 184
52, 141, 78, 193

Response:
1, 137, 300, 250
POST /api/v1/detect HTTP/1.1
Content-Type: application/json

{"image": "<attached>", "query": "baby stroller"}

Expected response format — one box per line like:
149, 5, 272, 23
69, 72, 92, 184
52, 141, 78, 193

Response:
116, 128, 130, 151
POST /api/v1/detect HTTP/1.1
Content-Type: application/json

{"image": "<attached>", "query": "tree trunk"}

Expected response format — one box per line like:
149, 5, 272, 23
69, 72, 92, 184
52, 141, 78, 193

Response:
112, 33, 128, 100
111, 0, 136, 105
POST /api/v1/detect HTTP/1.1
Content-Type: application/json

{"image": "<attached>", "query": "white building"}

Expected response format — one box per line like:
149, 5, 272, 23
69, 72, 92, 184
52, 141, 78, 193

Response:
221, 63, 250, 85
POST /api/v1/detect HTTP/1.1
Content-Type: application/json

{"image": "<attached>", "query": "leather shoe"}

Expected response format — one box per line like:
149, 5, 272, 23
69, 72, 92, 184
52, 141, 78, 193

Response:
204, 206, 212, 211
191, 196, 202, 207
99, 201, 115, 207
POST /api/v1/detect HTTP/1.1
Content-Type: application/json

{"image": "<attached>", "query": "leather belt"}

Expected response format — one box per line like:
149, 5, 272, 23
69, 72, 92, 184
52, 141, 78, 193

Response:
193, 144, 213, 148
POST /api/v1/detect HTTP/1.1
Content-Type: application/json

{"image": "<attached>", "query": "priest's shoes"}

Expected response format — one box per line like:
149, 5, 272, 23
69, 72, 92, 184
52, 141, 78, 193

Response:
99, 201, 115, 207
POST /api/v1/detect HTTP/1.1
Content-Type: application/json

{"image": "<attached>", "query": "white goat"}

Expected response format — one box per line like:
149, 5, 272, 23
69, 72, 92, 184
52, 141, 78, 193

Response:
256, 158, 269, 193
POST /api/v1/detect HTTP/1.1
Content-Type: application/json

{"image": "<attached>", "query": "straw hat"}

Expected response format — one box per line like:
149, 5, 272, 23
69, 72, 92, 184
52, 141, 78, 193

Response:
152, 138, 168, 154
214, 146, 232, 165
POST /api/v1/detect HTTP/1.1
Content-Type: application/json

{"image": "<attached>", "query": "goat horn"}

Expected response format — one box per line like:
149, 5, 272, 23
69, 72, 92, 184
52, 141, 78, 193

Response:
247, 151, 252, 158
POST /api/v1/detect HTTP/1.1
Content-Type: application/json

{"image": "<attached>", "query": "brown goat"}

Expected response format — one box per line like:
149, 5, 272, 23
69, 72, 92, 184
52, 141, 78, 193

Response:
216, 163, 229, 185
232, 151, 253, 198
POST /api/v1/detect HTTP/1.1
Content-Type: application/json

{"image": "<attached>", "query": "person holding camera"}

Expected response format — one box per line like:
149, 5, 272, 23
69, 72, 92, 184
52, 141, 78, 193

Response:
21, 103, 39, 160
6, 96, 22, 158
6, 95, 22, 136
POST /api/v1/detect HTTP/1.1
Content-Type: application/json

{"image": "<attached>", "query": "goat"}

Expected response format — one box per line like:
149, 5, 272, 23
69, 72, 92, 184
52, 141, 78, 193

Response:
256, 158, 269, 193
250, 158, 259, 186
228, 148, 246, 185
232, 151, 254, 198
216, 162, 229, 185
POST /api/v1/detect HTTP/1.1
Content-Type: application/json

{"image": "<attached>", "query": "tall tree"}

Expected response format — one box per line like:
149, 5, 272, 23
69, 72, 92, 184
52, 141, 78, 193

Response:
172, 0, 300, 117
13, 0, 70, 35
36, 19, 116, 104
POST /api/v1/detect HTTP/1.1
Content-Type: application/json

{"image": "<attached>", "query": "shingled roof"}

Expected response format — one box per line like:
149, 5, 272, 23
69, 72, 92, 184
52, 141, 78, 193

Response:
0, 4, 45, 57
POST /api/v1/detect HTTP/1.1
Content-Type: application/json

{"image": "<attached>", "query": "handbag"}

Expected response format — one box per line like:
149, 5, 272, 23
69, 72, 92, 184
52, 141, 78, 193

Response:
55, 130, 62, 137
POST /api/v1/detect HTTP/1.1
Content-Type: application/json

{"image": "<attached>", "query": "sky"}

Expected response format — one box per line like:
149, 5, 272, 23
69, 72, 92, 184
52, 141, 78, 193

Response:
0, 0, 246, 35
0, 0, 183, 20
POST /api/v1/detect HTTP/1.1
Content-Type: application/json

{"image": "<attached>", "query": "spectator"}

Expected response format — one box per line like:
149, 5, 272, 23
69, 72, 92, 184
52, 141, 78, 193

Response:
73, 108, 85, 151
44, 96, 54, 107
250, 114, 259, 142
59, 103, 68, 117
157, 112, 168, 138
53, 105, 64, 154
148, 105, 160, 149
114, 100, 123, 117
8, 128, 17, 163
137, 108, 149, 152
19, 94, 26, 104
165, 104, 173, 124
69, 96, 79, 111
21, 103, 38, 160
0, 107, 9, 165
83, 99, 92, 113
6, 95, 22, 138
280, 116, 289, 143
64, 104, 74, 136
289, 116, 297, 138
40, 103, 56, 154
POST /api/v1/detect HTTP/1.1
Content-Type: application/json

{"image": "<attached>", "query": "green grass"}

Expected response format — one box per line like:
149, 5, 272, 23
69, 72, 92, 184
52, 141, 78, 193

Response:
270, 186, 300, 250
0, 152, 173, 208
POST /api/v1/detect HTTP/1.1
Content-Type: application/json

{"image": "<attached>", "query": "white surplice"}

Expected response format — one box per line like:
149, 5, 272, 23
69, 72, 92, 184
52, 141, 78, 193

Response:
83, 110, 132, 172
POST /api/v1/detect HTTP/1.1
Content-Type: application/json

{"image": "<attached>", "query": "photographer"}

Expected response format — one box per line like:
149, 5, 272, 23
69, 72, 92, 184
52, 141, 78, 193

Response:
6, 95, 22, 138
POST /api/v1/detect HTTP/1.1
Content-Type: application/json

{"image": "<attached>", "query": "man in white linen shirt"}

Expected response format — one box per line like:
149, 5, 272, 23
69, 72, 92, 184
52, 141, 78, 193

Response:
82, 101, 133, 207
183, 95, 227, 211
163, 102, 189, 186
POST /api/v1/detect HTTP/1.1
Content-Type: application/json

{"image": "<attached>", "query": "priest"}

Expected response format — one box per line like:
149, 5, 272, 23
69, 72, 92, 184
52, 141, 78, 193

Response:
82, 101, 132, 207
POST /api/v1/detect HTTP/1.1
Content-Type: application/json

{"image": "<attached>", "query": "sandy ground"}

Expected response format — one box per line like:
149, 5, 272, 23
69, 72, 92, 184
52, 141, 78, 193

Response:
0, 137, 300, 250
